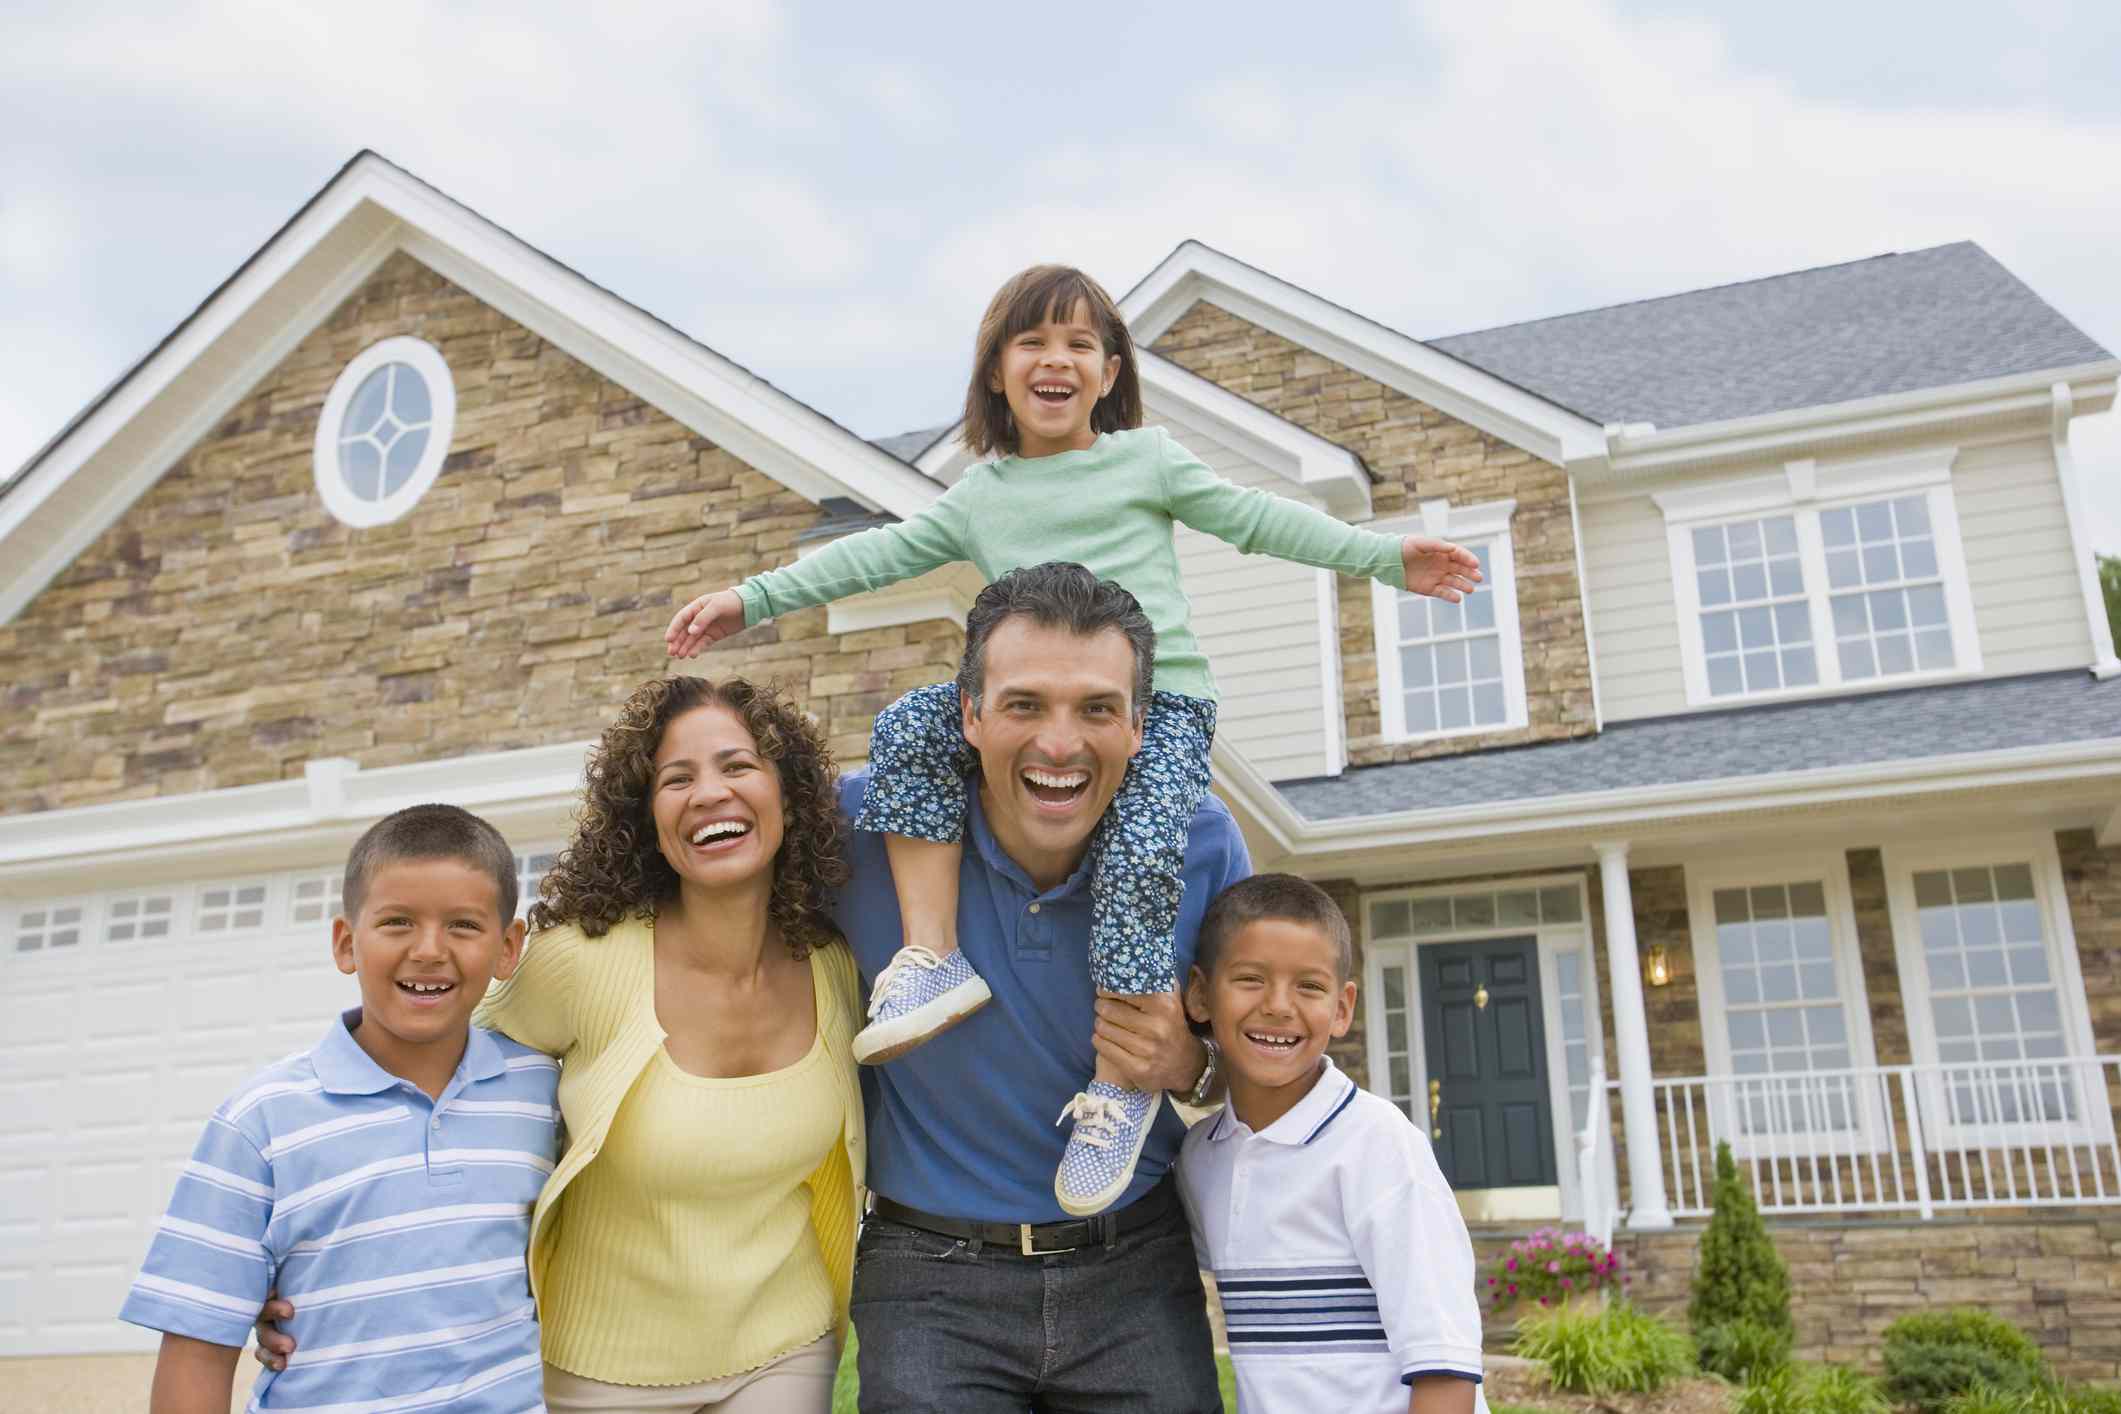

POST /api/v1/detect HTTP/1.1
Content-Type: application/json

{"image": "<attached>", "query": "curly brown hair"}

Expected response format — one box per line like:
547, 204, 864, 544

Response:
530, 676, 848, 954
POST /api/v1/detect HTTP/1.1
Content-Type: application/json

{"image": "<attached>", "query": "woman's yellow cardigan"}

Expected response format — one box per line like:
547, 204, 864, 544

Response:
474, 917, 867, 1342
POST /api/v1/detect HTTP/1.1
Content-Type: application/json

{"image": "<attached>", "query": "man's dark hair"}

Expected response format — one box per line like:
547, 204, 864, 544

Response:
341, 803, 518, 924
1196, 873, 1354, 984
956, 562, 1156, 716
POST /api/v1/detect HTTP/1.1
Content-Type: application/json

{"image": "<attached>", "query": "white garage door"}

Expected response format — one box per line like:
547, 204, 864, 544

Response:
0, 849, 555, 1356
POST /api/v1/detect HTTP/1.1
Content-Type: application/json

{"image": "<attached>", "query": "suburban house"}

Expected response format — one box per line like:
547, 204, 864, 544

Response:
2, 151, 2117, 1378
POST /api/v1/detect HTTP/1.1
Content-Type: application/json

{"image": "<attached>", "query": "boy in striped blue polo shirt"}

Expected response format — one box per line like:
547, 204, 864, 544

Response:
1177, 875, 1487, 1414
121, 804, 559, 1412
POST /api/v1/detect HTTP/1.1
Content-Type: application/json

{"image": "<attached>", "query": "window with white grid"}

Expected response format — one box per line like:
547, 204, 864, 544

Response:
105, 892, 177, 943
1376, 960, 1415, 1120
13, 903, 86, 952
1912, 863, 2074, 1124
1711, 882, 1855, 1133
1660, 458, 1977, 706
1692, 515, 1817, 698
1822, 496, 1952, 681
515, 850, 559, 921
1371, 501, 1527, 743
196, 882, 269, 934
1554, 948, 1592, 1131
289, 873, 344, 926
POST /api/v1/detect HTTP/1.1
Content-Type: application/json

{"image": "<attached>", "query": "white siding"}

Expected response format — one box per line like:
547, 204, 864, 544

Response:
1954, 438, 2093, 674
1580, 437, 2094, 723
1154, 405, 1338, 782
1580, 489, 1688, 720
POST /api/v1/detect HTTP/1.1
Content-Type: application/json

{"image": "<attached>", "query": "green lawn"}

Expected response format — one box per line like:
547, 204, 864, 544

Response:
830, 1332, 1239, 1411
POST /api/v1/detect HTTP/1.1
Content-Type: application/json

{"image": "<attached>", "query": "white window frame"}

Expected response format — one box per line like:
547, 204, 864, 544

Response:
1360, 872, 1603, 1218
1657, 449, 1982, 707
1688, 851, 1886, 1158
313, 336, 457, 528
1881, 832, 2112, 1148
6, 896, 94, 955
193, 878, 274, 937
1370, 497, 1529, 743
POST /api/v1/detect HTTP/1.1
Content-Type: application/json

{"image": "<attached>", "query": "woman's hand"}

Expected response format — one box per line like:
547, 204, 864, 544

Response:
250, 1293, 296, 1371
665, 588, 746, 658
1400, 536, 1482, 603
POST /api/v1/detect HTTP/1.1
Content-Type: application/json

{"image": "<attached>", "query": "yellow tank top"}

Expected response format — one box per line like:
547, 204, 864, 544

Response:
539, 961, 843, 1384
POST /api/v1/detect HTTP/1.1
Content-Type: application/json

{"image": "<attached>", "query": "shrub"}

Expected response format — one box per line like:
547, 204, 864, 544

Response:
1690, 1141, 1794, 1344
1734, 1365, 1892, 1414
1697, 1317, 1795, 1384
1942, 1379, 2121, 1414
1513, 1299, 1694, 1396
1881, 1309, 2048, 1414
1484, 1226, 1624, 1311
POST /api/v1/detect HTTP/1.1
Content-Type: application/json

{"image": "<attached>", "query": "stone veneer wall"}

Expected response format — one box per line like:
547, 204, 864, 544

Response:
0, 252, 960, 814
1150, 303, 1595, 769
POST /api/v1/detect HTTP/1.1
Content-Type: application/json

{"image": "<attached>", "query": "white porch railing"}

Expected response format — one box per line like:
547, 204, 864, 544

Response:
1624, 1055, 2121, 1219
1575, 1058, 1619, 1245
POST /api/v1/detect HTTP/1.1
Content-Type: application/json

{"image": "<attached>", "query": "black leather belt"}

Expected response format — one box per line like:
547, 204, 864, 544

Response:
867, 1175, 1179, 1257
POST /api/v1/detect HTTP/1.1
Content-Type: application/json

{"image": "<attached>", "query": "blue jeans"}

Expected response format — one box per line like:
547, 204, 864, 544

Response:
850, 1199, 1221, 1412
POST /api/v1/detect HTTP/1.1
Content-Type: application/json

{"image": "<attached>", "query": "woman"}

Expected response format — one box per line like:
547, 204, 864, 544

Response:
488, 674, 864, 1410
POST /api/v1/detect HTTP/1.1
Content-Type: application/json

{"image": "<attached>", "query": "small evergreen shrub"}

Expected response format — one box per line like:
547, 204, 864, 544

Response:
1513, 1300, 1694, 1396
1484, 1226, 1624, 1311
1697, 1317, 1795, 1383
1881, 1310, 2048, 1413
1689, 1141, 1794, 1345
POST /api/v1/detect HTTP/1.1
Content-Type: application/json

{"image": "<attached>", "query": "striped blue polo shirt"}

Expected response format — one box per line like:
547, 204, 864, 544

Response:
120, 1009, 559, 1412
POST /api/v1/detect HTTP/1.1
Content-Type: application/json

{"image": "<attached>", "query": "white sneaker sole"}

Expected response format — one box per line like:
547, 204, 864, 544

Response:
1054, 1089, 1164, 1218
852, 975, 994, 1066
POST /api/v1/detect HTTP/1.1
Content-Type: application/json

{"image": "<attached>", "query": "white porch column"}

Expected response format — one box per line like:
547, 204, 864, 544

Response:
1596, 841, 1673, 1230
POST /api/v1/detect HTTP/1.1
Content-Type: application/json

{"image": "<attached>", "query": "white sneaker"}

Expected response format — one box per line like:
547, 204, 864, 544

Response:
851, 945, 993, 1065
1054, 1081, 1163, 1217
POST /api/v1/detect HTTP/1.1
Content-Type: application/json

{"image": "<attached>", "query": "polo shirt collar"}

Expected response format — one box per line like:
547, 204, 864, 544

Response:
312, 1007, 506, 1095
1209, 1056, 1359, 1147
964, 775, 1095, 898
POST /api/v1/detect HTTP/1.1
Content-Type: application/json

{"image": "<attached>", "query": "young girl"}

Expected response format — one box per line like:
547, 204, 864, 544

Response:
665, 265, 1480, 1216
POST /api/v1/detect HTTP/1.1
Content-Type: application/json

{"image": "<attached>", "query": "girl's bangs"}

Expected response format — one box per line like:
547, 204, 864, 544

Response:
999, 269, 1110, 341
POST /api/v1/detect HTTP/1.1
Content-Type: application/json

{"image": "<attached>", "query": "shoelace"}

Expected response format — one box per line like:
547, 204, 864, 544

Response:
867, 945, 947, 1020
1056, 1091, 1126, 1150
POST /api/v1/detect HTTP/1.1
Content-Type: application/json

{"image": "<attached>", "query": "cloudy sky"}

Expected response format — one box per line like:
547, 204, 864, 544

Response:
6, 0, 2119, 551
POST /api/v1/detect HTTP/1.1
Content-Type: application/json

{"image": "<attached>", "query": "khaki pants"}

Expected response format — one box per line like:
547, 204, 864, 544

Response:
542, 1334, 838, 1413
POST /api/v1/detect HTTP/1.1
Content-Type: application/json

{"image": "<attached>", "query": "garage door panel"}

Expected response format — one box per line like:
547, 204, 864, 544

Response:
0, 1266, 30, 1342
1, 1076, 66, 1140
165, 1060, 255, 1120
0, 1167, 47, 1245
82, 982, 167, 1043
47, 1261, 145, 1339
56, 1160, 149, 1237
69, 1068, 159, 1144
1, 983, 76, 1051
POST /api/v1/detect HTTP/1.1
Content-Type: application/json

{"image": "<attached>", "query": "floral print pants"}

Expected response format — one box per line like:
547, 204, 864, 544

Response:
855, 681, 1218, 994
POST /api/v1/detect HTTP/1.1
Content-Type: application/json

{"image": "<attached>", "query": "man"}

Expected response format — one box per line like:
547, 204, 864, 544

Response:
838, 561, 1244, 1412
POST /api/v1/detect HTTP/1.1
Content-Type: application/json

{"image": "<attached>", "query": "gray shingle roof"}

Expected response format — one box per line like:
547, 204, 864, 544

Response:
1279, 671, 2120, 822
1427, 242, 2113, 429
870, 424, 952, 463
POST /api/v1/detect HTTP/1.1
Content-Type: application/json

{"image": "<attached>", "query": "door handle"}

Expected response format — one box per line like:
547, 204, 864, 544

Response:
1428, 1078, 1442, 1139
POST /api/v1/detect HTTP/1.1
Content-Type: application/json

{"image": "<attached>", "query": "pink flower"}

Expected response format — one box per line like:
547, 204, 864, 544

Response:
1548, 1261, 1561, 1274
1561, 1278, 1573, 1290
1538, 1296, 1549, 1307
1488, 1277, 1497, 1286
1506, 1258, 1517, 1271
1508, 1284, 1518, 1296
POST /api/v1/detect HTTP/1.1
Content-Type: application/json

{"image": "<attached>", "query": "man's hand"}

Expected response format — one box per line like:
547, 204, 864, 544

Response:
250, 1293, 296, 1371
1092, 987, 1207, 1094
1401, 536, 1483, 603
664, 588, 746, 659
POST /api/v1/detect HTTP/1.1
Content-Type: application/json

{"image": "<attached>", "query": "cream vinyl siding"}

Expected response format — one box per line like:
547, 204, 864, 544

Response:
1154, 403, 1339, 782
1952, 438, 2093, 674
1582, 437, 2094, 723
1580, 489, 1688, 720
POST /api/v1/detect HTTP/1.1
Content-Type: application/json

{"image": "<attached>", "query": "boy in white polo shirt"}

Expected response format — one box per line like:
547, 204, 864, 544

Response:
1177, 873, 1486, 1414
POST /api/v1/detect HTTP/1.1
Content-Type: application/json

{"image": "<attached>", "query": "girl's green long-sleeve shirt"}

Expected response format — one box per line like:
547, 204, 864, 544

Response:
734, 427, 1405, 702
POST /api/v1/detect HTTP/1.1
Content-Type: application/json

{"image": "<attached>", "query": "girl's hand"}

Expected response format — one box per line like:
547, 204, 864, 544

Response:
1401, 536, 1483, 603
665, 589, 746, 658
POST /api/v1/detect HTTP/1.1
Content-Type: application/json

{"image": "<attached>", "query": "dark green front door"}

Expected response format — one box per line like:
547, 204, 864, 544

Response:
1420, 936, 1556, 1189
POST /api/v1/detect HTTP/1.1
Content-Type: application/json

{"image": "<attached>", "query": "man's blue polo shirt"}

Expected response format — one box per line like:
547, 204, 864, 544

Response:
835, 768, 1251, 1223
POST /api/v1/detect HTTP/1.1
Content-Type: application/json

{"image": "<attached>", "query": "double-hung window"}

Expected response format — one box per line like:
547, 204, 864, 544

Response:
1371, 498, 1528, 742
1688, 854, 1881, 1154
1658, 451, 1979, 706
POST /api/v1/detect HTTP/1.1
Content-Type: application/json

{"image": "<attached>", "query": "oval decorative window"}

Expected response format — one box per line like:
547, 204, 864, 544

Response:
312, 336, 456, 527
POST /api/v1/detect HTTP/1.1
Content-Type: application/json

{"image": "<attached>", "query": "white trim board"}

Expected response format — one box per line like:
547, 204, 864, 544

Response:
1, 150, 943, 626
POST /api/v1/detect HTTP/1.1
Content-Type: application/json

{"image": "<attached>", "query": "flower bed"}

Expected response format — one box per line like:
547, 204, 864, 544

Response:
1486, 1227, 1625, 1311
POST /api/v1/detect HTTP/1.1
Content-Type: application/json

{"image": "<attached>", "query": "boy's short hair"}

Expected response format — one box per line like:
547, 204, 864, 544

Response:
341, 803, 517, 923
1196, 873, 1353, 984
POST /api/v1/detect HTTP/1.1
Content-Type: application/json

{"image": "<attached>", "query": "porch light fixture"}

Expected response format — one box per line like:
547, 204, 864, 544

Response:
1645, 944, 1672, 988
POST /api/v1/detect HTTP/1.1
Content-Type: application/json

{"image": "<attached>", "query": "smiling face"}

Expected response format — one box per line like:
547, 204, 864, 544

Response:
1187, 916, 1357, 1131
989, 297, 1123, 459
649, 703, 787, 899
960, 615, 1144, 890
331, 856, 525, 1094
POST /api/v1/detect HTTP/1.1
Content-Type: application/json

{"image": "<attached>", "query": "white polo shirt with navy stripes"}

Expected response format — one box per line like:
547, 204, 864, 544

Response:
1178, 1056, 1487, 1414
120, 1009, 559, 1412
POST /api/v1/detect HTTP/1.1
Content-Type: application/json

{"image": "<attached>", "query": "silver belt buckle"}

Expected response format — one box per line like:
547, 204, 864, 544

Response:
1019, 1222, 1076, 1257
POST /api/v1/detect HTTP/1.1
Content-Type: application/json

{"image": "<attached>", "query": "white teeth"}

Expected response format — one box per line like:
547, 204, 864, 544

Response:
1023, 768, 1088, 789
691, 821, 749, 844
401, 980, 453, 994
1245, 1031, 1299, 1049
